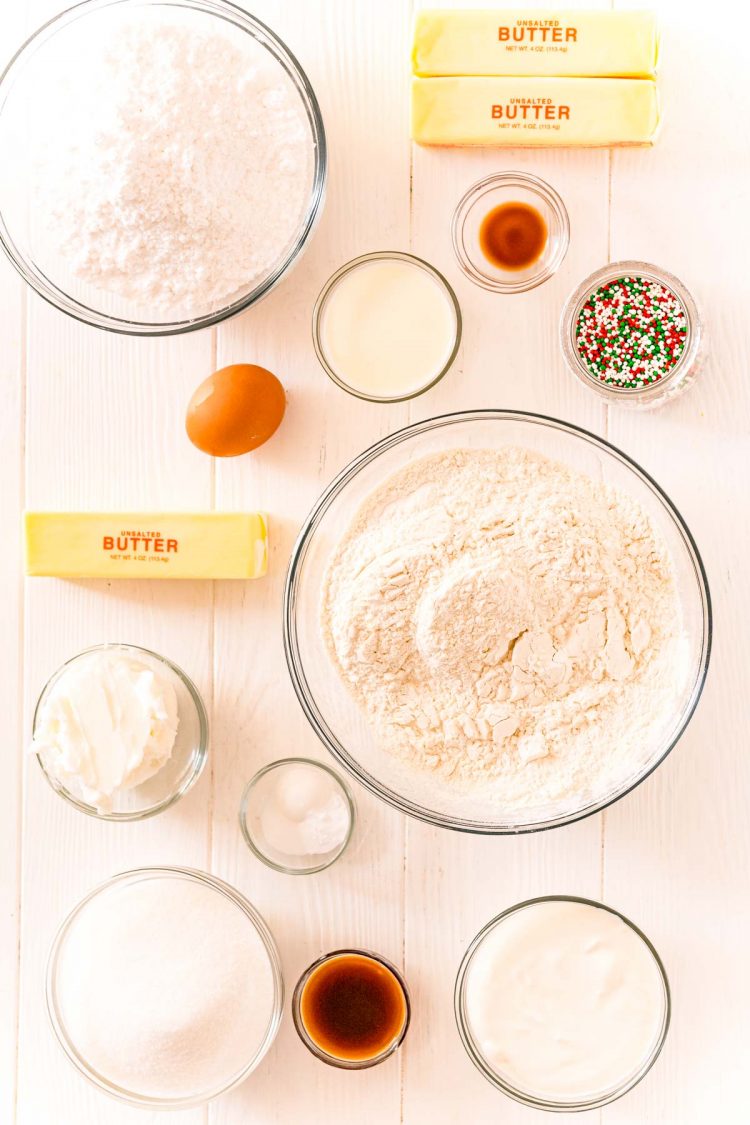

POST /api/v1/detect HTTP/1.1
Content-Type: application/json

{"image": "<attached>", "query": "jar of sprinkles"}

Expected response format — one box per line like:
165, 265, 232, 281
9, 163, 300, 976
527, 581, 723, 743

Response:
560, 261, 705, 408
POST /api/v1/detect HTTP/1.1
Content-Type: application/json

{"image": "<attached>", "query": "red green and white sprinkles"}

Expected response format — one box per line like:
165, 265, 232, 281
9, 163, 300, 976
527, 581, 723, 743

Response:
575, 275, 688, 390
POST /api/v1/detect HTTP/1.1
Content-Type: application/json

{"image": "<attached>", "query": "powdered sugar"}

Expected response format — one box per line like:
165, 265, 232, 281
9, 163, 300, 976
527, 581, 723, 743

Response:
322, 448, 684, 813
33, 9, 313, 317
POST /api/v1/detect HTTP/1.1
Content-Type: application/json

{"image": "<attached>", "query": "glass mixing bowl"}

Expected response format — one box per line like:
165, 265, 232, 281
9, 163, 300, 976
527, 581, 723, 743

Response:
46, 867, 284, 1108
454, 896, 670, 1110
283, 411, 712, 834
0, 0, 326, 335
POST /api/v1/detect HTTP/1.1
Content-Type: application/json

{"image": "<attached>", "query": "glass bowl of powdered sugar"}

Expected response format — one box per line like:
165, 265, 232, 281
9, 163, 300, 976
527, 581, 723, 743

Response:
0, 0, 326, 335
284, 411, 712, 834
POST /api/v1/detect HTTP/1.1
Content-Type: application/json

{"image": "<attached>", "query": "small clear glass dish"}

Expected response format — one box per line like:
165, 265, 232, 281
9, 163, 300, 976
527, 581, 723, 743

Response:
32, 643, 208, 821
455, 896, 671, 1112
46, 867, 284, 1109
292, 949, 410, 1069
239, 757, 355, 874
560, 260, 705, 409
452, 172, 569, 293
312, 251, 462, 402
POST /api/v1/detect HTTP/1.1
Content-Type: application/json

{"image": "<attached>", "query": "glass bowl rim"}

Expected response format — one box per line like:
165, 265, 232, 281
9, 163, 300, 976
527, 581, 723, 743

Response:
282, 408, 712, 835
451, 171, 570, 294
238, 756, 356, 875
291, 947, 411, 1069
32, 642, 209, 821
559, 259, 703, 401
0, 0, 328, 337
45, 865, 285, 1108
454, 894, 671, 1112
311, 250, 463, 403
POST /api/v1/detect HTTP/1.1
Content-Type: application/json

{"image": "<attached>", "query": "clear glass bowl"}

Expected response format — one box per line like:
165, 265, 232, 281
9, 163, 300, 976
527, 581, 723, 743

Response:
46, 867, 284, 1108
291, 949, 410, 1069
560, 261, 705, 408
454, 896, 671, 1111
0, 0, 327, 336
452, 172, 570, 293
283, 411, 712, 834
239, 757, 356, 874
32, 643, 208, 820
312, 251, 462, 402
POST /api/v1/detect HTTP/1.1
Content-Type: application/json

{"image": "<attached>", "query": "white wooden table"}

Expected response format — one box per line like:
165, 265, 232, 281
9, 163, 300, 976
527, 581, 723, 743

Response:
1, 0, 746, 1121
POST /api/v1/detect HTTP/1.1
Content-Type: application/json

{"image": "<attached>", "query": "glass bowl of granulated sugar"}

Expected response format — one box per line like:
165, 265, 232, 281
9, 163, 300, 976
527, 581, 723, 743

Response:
0, 0, 326, 335
47, 867, 284, 1108
284, 411, 712, 834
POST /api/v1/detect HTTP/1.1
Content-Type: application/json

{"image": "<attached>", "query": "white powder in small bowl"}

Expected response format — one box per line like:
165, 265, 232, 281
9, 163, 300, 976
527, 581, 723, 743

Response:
260, 764, 351, 858
31, 5, 315, 318
51, 871, 280, 1103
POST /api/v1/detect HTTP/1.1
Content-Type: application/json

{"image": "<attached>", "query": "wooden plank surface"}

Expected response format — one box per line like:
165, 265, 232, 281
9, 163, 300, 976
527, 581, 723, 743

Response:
0, 0, 746, 1122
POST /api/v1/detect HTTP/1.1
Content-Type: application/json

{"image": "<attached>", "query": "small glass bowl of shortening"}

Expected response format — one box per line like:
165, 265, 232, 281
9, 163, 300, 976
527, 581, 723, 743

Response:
240, 758, 356, 874
30, 643, 208, 820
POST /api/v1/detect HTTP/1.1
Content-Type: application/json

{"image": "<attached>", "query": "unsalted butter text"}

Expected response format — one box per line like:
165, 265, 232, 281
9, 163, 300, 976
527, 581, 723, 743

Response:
492, 100, 570, 120
498, 24, 577, 43
103, 534, 179, 553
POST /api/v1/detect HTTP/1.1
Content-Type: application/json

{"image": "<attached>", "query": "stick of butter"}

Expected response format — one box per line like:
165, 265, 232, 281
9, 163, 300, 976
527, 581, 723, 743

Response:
413, 9, 659, 78
24, 512, 268, 579
411, 76, 659, 147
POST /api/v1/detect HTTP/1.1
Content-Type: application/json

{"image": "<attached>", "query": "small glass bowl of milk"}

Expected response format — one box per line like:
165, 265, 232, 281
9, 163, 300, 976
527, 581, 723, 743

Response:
313, 252, 462, 402
455, 896, 670, 1111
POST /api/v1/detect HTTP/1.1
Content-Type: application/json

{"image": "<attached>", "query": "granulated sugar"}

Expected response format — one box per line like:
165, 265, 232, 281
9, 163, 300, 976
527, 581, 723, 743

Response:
323, 448, 684, 813
55, 874, 276, 1100
33, 8, 313, 316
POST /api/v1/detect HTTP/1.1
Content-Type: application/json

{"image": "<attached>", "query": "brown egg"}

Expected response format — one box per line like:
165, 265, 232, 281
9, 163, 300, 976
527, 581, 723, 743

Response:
186, 364, 286, 457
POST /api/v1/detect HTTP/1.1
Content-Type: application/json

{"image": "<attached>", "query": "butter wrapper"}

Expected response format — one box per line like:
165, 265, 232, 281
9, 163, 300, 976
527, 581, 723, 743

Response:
413, 9, 659, 78
24, 511, 268, 579
411, 76, 659, 148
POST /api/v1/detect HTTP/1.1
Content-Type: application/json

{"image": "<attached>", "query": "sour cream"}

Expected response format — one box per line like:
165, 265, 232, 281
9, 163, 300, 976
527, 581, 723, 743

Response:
463, 898, 668, 1105
31, 648, 179, 811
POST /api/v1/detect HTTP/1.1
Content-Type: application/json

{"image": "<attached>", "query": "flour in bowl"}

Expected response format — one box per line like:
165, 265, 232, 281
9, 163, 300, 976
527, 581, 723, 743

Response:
33, 8, 313, 316
322, 448, 684, 812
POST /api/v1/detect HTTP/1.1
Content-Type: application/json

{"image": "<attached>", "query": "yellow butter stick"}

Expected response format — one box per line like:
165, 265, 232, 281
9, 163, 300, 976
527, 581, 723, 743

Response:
24, 511, 268, 579
413, 9, 659, 78
411, 76, 659, 148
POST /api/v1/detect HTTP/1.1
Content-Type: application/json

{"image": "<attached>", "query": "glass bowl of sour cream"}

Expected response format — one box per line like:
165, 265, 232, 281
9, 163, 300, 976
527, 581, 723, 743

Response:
31, 643, 208, 820
454, 896, 671, 1111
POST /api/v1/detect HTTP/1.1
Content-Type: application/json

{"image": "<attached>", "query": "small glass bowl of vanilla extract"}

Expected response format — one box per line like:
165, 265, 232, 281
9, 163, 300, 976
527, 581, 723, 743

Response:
452, 171, 570, 294
292, 950, 410, 1069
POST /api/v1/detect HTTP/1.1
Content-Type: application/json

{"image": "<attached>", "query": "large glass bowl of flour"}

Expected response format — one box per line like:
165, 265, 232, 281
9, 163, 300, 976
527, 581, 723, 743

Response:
0, 0, 326, 335
284, 411, 712, 834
